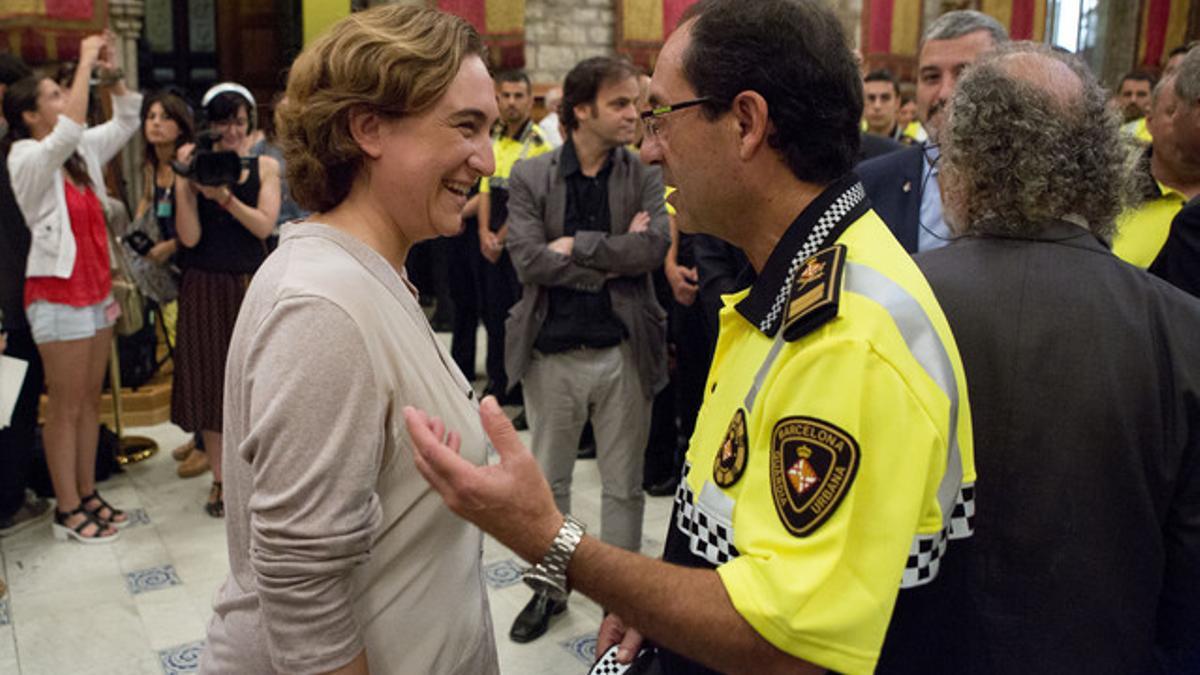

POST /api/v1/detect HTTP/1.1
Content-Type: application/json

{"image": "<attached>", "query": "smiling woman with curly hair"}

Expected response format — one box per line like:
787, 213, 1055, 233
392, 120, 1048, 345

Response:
199, 6, 501, 675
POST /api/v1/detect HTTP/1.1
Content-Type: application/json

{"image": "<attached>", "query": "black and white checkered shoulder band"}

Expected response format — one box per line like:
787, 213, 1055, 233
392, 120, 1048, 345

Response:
900, 483, 976, 589
759, 182, 866, 335
674, 463, 740, 566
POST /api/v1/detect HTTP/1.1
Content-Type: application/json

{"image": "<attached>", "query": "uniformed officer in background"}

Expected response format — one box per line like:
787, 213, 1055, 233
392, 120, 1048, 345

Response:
402, 1, 974, 673
478, 69, 552, 404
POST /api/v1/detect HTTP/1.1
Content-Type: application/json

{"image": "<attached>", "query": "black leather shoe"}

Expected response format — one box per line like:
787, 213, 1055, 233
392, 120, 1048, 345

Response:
509, 591, 567, 643
645, 476, 679, 497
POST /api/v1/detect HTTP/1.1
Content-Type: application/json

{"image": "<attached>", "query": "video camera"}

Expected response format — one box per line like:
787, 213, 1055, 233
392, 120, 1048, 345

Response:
170, 129, 253, 187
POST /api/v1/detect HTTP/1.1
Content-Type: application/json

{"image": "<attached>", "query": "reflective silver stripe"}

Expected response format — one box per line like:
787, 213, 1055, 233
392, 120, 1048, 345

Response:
844, 262, 964, 528
489, 176, 509, 191
743, 330, 786, 412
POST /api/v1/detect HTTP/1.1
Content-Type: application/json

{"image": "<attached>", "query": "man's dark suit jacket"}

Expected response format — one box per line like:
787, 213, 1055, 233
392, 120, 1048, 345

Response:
1150, 197, 1200, 298
855, 144, 925, 253
877, 222, 1200, 674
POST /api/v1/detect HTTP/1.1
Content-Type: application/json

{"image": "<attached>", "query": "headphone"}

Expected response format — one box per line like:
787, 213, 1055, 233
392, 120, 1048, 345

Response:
201, 82, 257, 130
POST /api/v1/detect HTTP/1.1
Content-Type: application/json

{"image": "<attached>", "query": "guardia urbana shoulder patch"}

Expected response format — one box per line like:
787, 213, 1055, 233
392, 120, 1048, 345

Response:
769, 416, 859, 537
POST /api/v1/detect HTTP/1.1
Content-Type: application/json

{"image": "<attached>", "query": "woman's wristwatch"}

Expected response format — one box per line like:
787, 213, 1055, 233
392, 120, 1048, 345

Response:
521, 514, 586, 602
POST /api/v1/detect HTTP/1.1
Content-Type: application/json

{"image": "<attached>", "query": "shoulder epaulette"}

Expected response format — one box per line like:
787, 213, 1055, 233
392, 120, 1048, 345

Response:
781, 244, 846, 342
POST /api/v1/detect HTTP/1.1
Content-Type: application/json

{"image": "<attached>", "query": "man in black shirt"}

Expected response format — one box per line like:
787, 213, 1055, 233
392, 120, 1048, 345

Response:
0, 53, 51, 538
502, 56, 670, 643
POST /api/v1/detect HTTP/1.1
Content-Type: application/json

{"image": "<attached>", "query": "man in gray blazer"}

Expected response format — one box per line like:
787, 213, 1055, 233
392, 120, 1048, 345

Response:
503, 56, 670, 642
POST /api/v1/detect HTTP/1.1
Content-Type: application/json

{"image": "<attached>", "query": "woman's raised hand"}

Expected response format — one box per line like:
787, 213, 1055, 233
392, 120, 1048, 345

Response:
79, 35, 106, 68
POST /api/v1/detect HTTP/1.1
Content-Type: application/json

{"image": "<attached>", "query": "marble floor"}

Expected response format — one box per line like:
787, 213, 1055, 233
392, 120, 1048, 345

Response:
0, 332, 676, 674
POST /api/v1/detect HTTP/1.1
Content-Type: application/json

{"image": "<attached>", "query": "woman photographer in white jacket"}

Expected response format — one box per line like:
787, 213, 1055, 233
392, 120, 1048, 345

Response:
3, 31, 142, 543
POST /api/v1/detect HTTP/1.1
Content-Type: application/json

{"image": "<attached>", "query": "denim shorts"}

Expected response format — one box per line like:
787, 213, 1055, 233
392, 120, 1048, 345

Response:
26, 296, 117, 345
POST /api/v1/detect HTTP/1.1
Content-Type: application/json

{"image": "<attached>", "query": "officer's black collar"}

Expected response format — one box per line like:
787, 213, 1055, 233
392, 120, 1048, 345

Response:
735, 174, 869, 336
498, 118, 532, 142
559, 138, 615, 179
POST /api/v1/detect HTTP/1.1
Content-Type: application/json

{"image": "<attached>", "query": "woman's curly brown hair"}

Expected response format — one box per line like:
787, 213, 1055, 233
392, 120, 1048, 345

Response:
940, 42, 1126, 241
276, 5, 485, 213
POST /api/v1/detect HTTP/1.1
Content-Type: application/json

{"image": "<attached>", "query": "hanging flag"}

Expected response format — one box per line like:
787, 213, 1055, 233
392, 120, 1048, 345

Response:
437, 0, 526, 70
0, 0, 107, 63
865, 0, 923, 57
1138, 0, 1189, 68
980, 0, 1047, 41
616, 0, 699, 71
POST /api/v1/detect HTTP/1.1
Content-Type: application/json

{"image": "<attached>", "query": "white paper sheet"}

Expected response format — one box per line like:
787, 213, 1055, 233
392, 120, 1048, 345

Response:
0, 354, 29, 429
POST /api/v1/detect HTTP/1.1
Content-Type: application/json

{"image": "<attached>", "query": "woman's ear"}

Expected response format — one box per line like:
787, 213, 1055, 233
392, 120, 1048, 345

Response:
348, 108, 385, 159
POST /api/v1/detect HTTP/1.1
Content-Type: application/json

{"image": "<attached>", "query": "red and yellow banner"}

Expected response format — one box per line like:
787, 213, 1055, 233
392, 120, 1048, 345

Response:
0, 0, 107, 63
436, 0, 525, 69
865, 0, 923, 57
1138, 0, 1190, 68
980, 0, 1047, 41
617, 0, 699, 71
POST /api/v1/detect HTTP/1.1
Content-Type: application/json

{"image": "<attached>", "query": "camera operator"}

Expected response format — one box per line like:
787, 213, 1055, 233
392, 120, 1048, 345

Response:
172, 82, 280, 519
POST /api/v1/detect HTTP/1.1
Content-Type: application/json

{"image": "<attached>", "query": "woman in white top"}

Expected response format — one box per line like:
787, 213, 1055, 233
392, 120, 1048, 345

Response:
3, 32, 142, 543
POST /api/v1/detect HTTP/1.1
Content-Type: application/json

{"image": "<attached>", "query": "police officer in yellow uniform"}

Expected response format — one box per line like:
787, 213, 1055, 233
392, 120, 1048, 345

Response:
402, 2, 975, 674
477, 70, 551, 400
1113, 66, 1200, 268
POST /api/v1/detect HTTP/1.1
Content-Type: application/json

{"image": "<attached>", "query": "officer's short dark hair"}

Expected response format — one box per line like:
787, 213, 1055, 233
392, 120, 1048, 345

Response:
678, 0, 861, 184
864, 69, 900, 97
560, 56, 637, 134
495, 69, 530, 92
0, 53, 31, 87
1120, 70, 1156, 89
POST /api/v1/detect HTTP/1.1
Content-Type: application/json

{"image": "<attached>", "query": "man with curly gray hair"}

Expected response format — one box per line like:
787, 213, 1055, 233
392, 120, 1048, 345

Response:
877, 42, 1200, 673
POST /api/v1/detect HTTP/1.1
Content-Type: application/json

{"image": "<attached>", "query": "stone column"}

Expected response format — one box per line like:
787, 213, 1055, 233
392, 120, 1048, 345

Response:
108, 0, 146, 209
525, 0, 615, 85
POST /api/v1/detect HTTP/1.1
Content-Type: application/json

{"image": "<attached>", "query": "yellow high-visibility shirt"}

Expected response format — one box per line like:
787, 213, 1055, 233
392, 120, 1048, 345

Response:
480, 121, 551, 195
668, 179, 975, 674
1114, 179, 1186, 268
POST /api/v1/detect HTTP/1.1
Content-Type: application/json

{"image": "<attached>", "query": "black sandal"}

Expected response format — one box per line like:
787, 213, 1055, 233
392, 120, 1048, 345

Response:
205, 482, 224, 518
81, 490, 128, 528
52, 506, 119, 544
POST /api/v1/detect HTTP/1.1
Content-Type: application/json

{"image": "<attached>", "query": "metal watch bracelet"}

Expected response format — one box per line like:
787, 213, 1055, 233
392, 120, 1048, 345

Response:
522, 514, 586, 600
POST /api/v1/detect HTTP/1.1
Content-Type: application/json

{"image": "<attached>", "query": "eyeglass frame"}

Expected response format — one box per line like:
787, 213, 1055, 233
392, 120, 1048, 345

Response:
640, 96, 714, 137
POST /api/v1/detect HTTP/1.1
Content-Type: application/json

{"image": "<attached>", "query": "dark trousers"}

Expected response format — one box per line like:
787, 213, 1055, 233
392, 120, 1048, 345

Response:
449, 222, 482, 380
481, 249, 521, 396
644, 286, 712, 486
673, 298, 709, 444
0, 325, 44, 519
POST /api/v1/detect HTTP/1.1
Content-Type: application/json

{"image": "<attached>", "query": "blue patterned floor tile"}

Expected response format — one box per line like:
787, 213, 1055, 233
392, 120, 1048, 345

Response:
125, 507, 152, 528
0, 597, 10, 626
126, 564, 182, 595
159, 640, 204, 674
482, 558, 524, 589
562, 633, 598, 665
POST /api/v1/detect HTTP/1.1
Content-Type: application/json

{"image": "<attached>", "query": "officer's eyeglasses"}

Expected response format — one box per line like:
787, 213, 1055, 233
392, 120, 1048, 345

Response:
640, 97, 713, 138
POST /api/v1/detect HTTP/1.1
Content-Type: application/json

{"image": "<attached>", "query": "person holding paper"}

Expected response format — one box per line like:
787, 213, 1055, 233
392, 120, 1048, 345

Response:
0, 53, 52, 539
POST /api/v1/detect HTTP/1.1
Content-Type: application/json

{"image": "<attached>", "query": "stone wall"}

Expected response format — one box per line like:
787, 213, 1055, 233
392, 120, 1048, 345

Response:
524, 0, 616, 84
